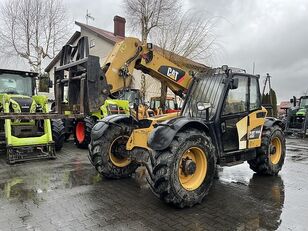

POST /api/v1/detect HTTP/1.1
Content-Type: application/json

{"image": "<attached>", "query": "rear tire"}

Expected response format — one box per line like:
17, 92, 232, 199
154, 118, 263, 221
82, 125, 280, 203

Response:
151, 129, 216, 208
248, 125, 286, 175
89, 122, 138, 179
51, 119, 65, 151
74, 116, 95, 149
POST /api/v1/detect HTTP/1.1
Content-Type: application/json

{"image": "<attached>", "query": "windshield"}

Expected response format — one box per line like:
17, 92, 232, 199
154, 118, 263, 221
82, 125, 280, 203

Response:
119, 90, 141, 104
182, 74, 225, 119
167, 99, 175, 110
0, 73, 33, 96
300, 98, 308, 108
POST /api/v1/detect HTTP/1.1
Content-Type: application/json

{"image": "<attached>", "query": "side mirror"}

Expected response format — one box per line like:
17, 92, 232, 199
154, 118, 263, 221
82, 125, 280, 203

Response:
293, 96, 297, 107
197, 102, 211, 111
129, 102, 134, 109
290, 96, 296, 107
230, 78, 239, 90
48, 79, 53, 88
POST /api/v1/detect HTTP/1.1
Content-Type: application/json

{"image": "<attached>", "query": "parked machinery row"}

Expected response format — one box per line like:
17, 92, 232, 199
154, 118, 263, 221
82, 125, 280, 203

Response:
0, 36, 286, 208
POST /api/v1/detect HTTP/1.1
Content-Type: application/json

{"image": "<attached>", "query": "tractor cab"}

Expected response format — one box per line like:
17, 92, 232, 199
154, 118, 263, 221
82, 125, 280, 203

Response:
0, 69, 36, 97
117, 89, 155, 118
297, 96, 308, 115
181, 67, 266, 154
0, 69, 38, 114
285, 95, 308, 137
150, 96, 179, 115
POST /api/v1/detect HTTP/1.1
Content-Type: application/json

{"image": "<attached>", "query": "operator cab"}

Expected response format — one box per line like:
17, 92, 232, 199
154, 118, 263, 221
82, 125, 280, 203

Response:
181, 67, 266, 160
0, 69, 37, 96
299, 96, 308, 109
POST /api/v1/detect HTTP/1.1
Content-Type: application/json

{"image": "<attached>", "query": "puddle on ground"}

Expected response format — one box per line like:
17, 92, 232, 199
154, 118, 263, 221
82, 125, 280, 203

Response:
291, 154, 308, 162
216, 172, 285, 230
0, 164, 102, 201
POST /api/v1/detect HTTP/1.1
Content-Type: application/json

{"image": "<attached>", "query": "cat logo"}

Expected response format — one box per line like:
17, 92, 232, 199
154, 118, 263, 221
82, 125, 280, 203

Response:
167, 67, 179, 80
158, 66, 185, 82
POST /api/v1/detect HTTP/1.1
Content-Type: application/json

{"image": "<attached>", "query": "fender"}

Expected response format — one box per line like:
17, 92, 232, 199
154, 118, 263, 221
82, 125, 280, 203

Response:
148, 116, 209, 151
264, 117, 285, 130
91, 114, 137, 140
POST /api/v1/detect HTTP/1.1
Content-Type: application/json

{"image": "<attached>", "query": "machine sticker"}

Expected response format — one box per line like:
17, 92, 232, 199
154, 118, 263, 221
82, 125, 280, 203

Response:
248, 125, 262, 139
158, 66, 185, 82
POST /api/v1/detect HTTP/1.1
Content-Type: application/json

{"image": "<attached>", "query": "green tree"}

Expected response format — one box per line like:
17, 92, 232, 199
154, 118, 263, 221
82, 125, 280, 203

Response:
262, 89, 277, 117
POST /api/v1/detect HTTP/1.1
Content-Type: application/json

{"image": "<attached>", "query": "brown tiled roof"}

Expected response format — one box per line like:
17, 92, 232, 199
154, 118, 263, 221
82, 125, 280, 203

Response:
75, 21, 124, 44
279, 101, 292, 109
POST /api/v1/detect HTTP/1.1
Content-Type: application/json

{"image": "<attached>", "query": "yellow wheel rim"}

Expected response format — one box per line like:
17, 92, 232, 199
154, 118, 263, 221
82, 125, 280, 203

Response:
109, 136, 131, 168
270, 137, 282, 165
178, 147, 207, 191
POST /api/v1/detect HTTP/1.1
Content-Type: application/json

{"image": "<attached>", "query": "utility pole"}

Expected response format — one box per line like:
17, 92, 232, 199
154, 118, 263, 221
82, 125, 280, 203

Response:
262, 73, 271, 97
262, 73, 274, 116
85, 10, 95, 25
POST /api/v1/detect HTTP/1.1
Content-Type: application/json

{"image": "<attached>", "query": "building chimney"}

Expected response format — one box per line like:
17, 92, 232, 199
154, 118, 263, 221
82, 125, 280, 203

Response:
114, 15, 126, 37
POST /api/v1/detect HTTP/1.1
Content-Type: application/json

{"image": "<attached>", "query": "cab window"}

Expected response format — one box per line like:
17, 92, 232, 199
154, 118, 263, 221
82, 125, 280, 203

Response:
249, 77, 261, 111
223, 76, 248, 115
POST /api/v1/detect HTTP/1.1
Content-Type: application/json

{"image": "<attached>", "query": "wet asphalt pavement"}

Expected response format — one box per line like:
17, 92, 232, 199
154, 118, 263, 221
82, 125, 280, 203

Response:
0, 138, 307, 231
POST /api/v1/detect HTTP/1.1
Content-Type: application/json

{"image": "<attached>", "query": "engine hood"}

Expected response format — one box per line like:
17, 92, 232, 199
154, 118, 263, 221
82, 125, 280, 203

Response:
10, 96, 34, 113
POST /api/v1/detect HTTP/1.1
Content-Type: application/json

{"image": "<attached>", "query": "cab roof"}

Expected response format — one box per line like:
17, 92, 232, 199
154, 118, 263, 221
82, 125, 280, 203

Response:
0, 69, 38, 78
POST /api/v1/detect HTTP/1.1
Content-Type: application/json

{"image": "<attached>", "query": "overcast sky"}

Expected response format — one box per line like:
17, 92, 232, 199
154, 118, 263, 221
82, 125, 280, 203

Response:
1, 0, 308, 102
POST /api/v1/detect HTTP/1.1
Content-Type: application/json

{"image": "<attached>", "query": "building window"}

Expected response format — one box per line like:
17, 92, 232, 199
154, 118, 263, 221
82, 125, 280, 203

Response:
90, 39, 95, 48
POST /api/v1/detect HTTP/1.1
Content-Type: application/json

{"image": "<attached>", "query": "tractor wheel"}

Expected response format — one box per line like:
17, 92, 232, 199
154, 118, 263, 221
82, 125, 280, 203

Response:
151, 129, 216, 208
0, 138, 5, 155
89, 122, 138, 179
74, 116, 95, 149
64, 133, 71, 141
248, 125, 286, 175
51, 119, 65, 151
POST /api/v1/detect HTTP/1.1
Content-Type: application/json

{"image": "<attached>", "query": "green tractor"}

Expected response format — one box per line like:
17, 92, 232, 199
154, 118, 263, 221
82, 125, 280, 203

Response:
285, 96, 308, 137
0, 69, 65, 163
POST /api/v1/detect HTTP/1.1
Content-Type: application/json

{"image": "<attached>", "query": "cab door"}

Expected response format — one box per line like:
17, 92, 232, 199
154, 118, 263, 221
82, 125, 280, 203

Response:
247, 77, 267, 148
221, 75, 249, 152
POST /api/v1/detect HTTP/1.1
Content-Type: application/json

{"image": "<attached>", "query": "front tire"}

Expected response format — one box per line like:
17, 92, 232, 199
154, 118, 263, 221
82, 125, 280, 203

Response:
151, 129, 216, 208
89, 122, 138, 179
248, 125, 286, 175
74, 116, 95, 149
51, 119, 65, 151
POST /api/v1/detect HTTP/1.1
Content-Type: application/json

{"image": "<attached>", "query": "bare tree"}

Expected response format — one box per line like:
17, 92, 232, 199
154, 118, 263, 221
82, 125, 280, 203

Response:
124, 0, 183, 109
152, 10, 218, 63
124, 0, 218, 110
0, 0, 70, 73
124, 0, 181, 43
